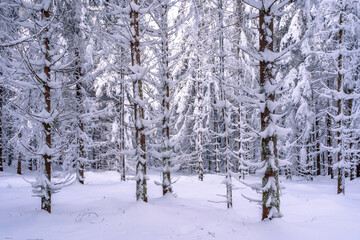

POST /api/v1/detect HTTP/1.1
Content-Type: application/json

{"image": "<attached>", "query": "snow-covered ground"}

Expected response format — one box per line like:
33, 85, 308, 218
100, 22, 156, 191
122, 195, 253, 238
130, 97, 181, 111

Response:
1, 169, 360, 240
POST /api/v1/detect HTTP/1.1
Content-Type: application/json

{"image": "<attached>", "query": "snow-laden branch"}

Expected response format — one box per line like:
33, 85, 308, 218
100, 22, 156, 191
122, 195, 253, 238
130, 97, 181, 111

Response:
0, 17, 53, 48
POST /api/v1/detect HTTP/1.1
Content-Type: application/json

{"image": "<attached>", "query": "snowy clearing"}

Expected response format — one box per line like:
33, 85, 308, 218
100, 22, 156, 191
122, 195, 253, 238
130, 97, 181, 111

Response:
1, 170, 360, 240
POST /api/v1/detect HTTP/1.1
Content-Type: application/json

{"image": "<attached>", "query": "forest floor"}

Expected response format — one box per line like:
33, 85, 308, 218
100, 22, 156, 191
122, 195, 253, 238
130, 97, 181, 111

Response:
1, 168, 360, 240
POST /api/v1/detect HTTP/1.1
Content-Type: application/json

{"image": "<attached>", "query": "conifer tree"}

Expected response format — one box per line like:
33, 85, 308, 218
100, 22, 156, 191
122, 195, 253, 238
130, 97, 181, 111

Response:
130, 0, 148, 202
149, 0, 187, 195
9, 0, 73, 213
314, 0, 360, 194
241, 0, 294, 220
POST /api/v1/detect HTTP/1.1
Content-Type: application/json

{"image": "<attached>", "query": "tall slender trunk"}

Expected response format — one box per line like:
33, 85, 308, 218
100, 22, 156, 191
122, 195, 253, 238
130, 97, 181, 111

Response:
40, 7, 52, 213
42, 85, 52, 213
213, 93, 220, 174
259, 7, 280, 220
306, 137, 313, 180
115, 47, 126, 181
315, 118, 321, 175
348, 96, 355, 180
217, 0, 232, 208
337, 9, 344, 195
75, 48, 85, 185
196, 79, 204, 181
193, 0, 205, 181
235, 0, 245, 179
160, 2, 172, 195
120, 80, 126, 181
237, 106, 244, 178
162, 80, 171, 194
131, 0, 147, 202
17, 133, 22, 175
326, 111, 333, 178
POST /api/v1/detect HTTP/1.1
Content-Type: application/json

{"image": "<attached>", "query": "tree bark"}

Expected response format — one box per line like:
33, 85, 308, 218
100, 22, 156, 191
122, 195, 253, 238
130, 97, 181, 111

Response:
214, 95, 220, 174
259, 6, 280, 220
315, 119, 321, 175
116, 47, 126, 182
337, 9, 344, 195
160, 2, 172, 195
41, 7, 52, 213
326, 112, 333, 178
348, 96, 354, 180
75, 48, 85, 185
120, 79, 126, 181
131, 0, 147, 202
196, 79, 204, 181
17, 133, 22, 175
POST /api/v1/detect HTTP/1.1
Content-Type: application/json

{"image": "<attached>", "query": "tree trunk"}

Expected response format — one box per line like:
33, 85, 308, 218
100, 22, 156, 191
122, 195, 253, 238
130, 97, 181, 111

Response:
306, 138, 313, 180
116, 47, 126, 182
77, 83, 85, 184
326, 113, 333, 178
348, 96, 354, 180
120, 81, 126, 181
28, 159, 33, 171
218, 0, 232, 208
194, 0, 205, 181
131, 0, 147, 202
337, 10, 344, 195
42, 84, 52, 213
196, 79, 204, 181
315, 119, 321, 175
161, 2, 172, 195
41, 7, 52, 213
259, 7, 280, 220
213, 91, 219, 174
17, 154, 22, 175
17, 133, 22, 175
75, 47, 85, 184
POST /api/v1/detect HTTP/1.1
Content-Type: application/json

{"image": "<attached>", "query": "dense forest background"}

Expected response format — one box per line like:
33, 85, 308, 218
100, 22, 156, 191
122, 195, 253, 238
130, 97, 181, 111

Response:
0, 0, 359, 220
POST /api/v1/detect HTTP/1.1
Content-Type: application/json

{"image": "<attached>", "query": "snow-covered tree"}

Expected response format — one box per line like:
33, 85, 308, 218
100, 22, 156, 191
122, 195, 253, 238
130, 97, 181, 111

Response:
191, 0, 213, 181
314, 0, 360, 194
58, 0, 97, 185
241, 0, 295, 220
3, 0, 75, 213
129, 0, 150, 202
148, 0, 188, 195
